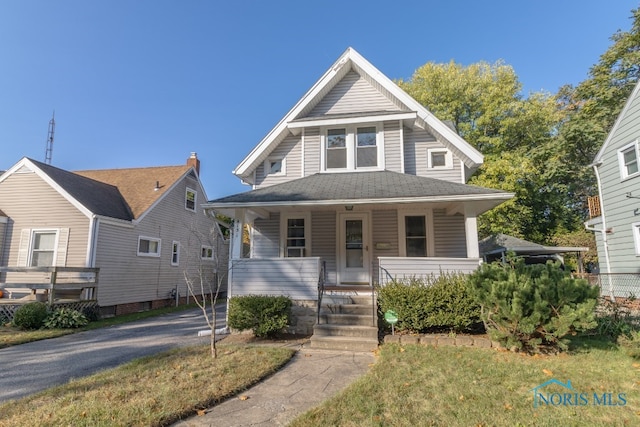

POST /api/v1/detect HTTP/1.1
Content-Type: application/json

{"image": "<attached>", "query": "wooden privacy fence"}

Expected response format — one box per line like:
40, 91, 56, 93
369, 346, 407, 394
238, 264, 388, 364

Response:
0, 266, 99, 304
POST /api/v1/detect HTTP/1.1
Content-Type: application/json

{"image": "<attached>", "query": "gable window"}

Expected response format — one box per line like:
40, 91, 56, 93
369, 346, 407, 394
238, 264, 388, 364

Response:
323, 124, 383, 171
201, 245, 214, 260
280, 213, 310, 257
186, 188, 197, 211
138, 236, 161, 257
427, 148, 453, 169
619, 141, 640, 180
326, 128, 347, 169
264, 157, 285, 176
171, 241, 180, 266
30, 231, 57, 266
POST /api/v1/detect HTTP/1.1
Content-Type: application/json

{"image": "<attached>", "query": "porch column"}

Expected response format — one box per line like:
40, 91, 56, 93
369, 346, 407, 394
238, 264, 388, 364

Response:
230, 208, 245, 260
464, 205, 480, 258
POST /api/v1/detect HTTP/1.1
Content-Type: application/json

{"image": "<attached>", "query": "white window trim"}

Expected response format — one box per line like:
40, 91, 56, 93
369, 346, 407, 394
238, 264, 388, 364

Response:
264, 156, 286, 177
618, 139, 640, 181
137, 236, 161, 257
185, 187, 197, 212
398, 210, 435, 257
280, 212, 311, 257
28, 229, 60, 267
201, 245, 214, 261
320, 123, 385, 172
633, 222, 640, 256
427, 148, 453, 169
171, 241, 180, 266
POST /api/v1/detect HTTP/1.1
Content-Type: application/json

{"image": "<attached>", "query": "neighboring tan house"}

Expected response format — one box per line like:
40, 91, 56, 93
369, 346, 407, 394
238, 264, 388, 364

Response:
586, 80, 640, 301
204, 47, 512, 350
0, 153, 227, 316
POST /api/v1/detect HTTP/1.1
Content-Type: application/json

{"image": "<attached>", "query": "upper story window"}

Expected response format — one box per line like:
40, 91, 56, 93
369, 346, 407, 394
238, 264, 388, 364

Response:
427, 148, 453, 169
323, 125, 383, 171
186, 188, 197, 211
30, 230, 57, 266
138, 236, 161, 257
264, 157, 285, 176
618, 140, 640, 180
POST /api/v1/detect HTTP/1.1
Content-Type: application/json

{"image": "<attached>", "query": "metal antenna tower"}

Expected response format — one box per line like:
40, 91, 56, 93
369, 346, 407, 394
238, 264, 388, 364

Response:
45, 112, 55, 164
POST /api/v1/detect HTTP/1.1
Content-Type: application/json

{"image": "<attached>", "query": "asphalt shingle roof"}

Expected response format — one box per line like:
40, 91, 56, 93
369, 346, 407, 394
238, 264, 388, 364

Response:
209, 170, 508, 205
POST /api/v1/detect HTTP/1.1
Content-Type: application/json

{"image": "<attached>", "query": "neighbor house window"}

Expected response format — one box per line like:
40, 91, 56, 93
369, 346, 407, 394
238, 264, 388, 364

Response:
185, 188, 197, 211
30, 230, 57, 266
281, 213, 310, 257
201, 245, 214, 260
264, 157, 285, 176
404, 216, 427, 257
619, 140, 640, 179
427, 148, 453, 169
138, 236, 161, 257
324, 125, 382, 171
171, 241, 180, 266
326, 128, 347, 169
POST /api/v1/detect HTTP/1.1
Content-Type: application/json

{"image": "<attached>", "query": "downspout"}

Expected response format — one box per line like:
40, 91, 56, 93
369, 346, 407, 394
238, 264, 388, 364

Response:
86, 215, 99, 267
590, 162, 614, 301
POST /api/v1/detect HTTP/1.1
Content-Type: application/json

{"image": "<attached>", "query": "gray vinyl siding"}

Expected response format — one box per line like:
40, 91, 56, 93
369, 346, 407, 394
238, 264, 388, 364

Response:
308, 71, 400, 117
596, 88, 640, 273
403, 127, 463, 183
311, 210, 337, 284
254, 134, 303, 189
371, 210, 399, 284
93, 176, 221, 306
383, 121, 402, 172
433, 209, 467, 257
0, 171, 90, 270
252, 213, 280, 258
303, 127, 321, 176
378, 257, 480, 284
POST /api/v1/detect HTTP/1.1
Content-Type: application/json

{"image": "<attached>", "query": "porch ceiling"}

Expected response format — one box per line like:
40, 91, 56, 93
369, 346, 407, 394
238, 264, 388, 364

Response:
204, 170, 513, 217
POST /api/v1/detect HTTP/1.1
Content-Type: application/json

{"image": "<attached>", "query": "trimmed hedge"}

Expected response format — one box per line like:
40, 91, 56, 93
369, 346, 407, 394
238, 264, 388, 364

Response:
377, 273, 481, 334
228, 295, 292, 337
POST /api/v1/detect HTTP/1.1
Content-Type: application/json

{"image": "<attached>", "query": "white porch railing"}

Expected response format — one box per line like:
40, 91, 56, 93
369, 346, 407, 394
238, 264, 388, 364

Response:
378, 257, 482, 285
229, 257, 323, 300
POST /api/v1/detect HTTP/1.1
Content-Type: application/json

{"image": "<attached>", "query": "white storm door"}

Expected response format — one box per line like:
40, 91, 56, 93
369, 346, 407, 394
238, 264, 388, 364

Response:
338, 212, 370, 285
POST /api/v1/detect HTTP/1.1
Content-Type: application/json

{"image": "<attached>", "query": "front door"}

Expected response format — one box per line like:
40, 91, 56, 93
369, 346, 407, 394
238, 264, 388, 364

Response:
338, 212, 370, 285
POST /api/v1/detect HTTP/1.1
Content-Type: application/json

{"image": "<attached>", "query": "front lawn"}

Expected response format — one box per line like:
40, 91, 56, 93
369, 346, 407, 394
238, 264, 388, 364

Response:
291, 340, 640, 426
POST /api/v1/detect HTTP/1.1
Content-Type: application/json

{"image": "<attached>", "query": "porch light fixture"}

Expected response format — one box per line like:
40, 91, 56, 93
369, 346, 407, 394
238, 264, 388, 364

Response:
345, 205, 354, 211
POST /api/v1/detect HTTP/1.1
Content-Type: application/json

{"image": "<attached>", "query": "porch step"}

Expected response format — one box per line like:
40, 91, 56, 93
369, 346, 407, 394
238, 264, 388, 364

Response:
310, 335, 379, 352
320, 313, 375, 326
323, 303, 375, 316
313, 323, 378, 338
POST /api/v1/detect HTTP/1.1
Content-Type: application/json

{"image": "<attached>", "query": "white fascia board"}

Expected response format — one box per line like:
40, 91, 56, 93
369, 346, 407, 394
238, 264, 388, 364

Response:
203, 192, 514, 210
7, 158, 94, 220
287, 112, 417, 129
233, 48, 353, 180
95, 214, 135, 229
346, 49, 484, 168
593, 80, 640, 165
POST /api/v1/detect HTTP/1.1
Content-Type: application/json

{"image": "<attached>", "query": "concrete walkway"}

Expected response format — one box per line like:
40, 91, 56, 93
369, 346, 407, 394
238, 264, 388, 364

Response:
173, 340, 376, 427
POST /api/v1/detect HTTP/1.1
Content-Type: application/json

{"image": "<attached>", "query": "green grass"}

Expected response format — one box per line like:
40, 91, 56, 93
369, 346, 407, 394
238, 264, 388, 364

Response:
0, 343, 295, 427
0, 304, 199, 349
290, 340, 640, 427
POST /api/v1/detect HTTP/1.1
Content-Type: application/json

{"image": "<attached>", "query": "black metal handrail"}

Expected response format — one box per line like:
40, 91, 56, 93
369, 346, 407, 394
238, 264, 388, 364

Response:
316, 260, 326, 324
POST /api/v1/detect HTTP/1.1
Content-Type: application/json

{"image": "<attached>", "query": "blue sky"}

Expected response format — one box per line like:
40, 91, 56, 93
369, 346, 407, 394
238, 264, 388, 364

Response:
0, 0, 637, 199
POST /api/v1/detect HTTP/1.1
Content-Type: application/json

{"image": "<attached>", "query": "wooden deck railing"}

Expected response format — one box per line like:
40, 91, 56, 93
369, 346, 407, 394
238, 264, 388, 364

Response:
0, 267, 99, 304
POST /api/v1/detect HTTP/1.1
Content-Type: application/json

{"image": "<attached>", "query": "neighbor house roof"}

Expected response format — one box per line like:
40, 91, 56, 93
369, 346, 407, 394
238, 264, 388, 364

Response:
233, 47, 484, 184
205, 170, 512, 213
479, 233, 589, 256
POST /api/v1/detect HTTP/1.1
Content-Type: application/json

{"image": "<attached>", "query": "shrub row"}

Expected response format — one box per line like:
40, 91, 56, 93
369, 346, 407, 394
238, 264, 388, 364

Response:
12, 302, 90, 330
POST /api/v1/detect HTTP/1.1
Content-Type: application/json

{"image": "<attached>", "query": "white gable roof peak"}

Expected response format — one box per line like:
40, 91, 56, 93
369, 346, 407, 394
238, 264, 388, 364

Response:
233, 47, 483, 183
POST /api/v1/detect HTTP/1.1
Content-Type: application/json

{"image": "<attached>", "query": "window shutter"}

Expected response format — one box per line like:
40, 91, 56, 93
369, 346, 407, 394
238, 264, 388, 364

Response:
17, 229, 31, 267
55, 228, 69, 266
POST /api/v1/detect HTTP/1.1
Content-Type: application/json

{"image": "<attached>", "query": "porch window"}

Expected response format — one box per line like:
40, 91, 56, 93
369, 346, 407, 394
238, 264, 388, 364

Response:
30, 231, 56, 266
171, 241, 180, 266
356, 127, 377, 168
326, 128, 347, 169
138, 236, 161, 257
185, 188, 196, 211
405, 216, 427, 257
619, 141, 640, 179
286, 218, 306, 257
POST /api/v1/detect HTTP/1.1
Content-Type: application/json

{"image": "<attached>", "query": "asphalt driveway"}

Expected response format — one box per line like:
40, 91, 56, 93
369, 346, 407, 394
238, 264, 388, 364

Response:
0, 305, 226, 403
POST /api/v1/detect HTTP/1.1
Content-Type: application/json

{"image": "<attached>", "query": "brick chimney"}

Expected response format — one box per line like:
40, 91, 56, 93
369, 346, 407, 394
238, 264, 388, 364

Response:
187, 152, 200, 176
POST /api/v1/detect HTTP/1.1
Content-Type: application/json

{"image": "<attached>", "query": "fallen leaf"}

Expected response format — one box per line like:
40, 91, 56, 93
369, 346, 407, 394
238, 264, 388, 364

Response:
542, 369, 553, 376
400, 347, 405, 352
197, 409, 206, 416
458, 395, 465, 401
504, 403, 513, 410
632, 363, 640, 368
239, 395, 249, 401
305, 354, 312, 357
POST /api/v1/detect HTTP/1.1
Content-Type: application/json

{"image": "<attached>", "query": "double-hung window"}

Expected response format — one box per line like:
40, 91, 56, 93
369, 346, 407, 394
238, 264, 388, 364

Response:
326, 129, 347, 169
171, 241, 180, 266
30, 231, 57, 266
399, 212, 433, 257
185, 188, 196, 211
324, 124, 382, 171
281, 213, 310, 257
619, 140, 640, 180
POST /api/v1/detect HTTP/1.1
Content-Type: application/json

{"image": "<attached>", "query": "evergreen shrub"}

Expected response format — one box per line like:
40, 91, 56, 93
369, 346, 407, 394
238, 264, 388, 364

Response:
13, 302, 49, 330
228, 295, 292, 337
377, 273, 481, 333
468, 259, 599, 353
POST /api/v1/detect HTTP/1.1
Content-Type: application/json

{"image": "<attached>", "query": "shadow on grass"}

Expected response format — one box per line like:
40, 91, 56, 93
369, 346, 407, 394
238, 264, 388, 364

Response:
567, 334, 619, 353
